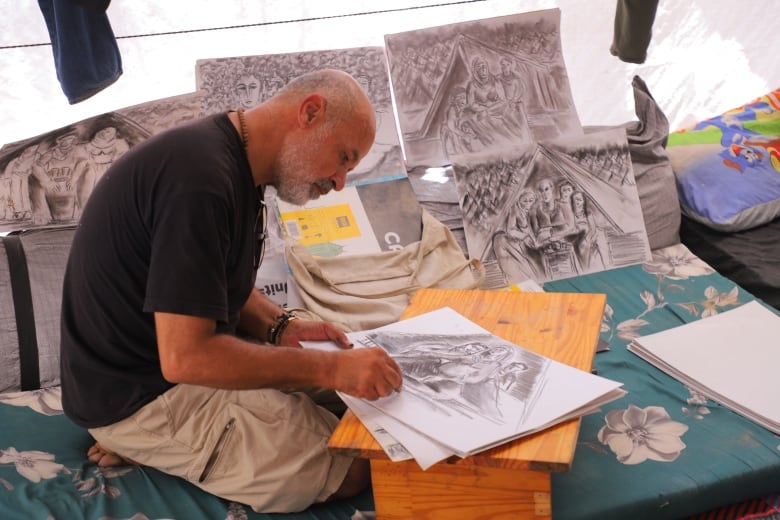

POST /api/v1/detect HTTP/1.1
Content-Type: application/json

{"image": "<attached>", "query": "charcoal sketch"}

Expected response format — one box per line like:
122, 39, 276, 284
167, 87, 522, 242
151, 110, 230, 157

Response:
451, 127, 652, 287
195, 48, 406, 185
0, 93, 202, 232
384, 8, 582, 168
364, 331, 548, 425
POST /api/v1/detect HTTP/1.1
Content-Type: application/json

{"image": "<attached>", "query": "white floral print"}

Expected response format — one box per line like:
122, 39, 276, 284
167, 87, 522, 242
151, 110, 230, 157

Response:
0, 447, 65, 482
642, 244, 714, 279
597, 404, 689, 464
0, 387, 62, 416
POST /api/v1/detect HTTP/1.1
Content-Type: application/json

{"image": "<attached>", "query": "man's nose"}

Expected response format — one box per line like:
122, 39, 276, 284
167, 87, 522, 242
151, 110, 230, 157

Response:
331, 169, 348, 191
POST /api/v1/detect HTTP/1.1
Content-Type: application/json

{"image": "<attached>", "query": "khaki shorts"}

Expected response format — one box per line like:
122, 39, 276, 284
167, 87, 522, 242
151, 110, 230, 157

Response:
89, 384, 353, 513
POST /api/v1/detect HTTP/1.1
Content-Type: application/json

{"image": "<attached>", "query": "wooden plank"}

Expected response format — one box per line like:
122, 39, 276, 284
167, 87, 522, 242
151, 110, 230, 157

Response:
329, 288, 606, 472
370, 458, 552, 520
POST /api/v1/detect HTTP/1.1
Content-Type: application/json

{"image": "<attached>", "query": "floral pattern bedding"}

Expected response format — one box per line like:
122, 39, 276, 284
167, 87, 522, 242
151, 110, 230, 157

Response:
546, 243, 780, 520
0, 389, 373, 519
1, 243, 777, 520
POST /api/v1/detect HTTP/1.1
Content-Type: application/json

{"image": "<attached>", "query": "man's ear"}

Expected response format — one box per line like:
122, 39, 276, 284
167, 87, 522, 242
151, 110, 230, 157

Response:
299, 94, 326, 127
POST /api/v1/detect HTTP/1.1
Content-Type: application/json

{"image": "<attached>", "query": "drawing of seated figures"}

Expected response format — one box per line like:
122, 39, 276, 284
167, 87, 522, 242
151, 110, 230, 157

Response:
492, 187, 544, 282
84, 126, 129, 196
570, 190, 605, 271
496, 56, 531, 140
441, 87, 475, 155
0, 174, 12, 221
2, 143, 39, 221
529, 177, 584, 279
465, 56, 530, 147
30, 131, 92, 224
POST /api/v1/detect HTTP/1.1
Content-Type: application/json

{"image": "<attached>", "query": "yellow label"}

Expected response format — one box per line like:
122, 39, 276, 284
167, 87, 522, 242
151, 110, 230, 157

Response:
281, 204, 361, 245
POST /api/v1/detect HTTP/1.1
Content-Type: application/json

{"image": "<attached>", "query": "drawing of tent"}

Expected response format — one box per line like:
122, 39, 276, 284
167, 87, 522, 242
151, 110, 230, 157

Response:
395, 33, 572, 168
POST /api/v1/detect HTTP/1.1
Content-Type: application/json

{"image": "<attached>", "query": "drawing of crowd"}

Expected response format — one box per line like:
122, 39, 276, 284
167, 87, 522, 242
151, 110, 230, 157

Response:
385, 12, 576, 167
389, 15, 562, 112
491, 175, 606, 282
366, 331, 548, 424
0, 114, 148, 228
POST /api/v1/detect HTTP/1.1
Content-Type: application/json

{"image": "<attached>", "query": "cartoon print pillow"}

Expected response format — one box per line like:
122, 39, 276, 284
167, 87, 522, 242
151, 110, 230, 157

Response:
667, 87, 780, 231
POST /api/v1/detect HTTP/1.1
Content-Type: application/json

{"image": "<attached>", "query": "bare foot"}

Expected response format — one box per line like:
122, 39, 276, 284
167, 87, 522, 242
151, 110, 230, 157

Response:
87, 442, 134, 467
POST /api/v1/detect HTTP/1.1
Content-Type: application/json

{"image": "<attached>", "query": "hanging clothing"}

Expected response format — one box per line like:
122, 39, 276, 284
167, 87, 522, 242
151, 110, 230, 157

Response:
37, 0, 122, 104
610, 0, 660, 64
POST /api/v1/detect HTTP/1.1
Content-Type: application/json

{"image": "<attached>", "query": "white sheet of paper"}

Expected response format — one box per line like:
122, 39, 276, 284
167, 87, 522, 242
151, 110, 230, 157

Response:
629, 301, 780, 434
345, 307, 624, 457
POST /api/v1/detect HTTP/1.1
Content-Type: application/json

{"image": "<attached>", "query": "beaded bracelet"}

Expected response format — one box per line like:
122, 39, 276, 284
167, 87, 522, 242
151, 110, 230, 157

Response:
268, 311, 299, 345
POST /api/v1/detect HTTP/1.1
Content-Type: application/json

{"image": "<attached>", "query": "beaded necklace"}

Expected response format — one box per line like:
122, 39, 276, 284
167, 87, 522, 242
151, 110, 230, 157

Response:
236, 108, 249, 149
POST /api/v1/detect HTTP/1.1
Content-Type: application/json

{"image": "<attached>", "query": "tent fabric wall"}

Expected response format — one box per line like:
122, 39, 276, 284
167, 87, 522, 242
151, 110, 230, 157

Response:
1, 0, 779, 148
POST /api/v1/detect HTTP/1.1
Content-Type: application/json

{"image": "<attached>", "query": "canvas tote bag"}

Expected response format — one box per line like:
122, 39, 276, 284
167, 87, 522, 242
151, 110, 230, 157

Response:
285, 208, 484, 332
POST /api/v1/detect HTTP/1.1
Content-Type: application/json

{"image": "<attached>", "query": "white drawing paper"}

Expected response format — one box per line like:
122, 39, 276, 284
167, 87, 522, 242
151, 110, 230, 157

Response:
628, 301, 780, 435
342, 307, 624, 459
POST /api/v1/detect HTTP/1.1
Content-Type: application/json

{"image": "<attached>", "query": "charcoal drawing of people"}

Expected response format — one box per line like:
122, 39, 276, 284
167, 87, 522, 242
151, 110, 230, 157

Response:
0, 168, 12, 221
1, 143, 39, 221
556, 180, 576, 236
372, 333, 514, 422
492, 187, 543, 282
467, 56, 503, 115
234, 72, 262, 109
498, 57, 524, 101
29, 131, 92, 224
441, 87, 473, 155
466, 55, 529, 144
571, 190, 604, 270
529, 177, 563, 245
465, 56, 505, 142
499, 361, 529, 400
83, 126, 129, 204
496, 57, 530, 139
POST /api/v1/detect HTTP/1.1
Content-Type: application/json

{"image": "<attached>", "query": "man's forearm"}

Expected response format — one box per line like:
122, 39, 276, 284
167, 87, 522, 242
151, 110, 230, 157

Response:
237, 288, 288, 343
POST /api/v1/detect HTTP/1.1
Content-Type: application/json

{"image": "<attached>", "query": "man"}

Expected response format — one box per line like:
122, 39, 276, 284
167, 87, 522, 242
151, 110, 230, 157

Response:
59, 69, 403, 513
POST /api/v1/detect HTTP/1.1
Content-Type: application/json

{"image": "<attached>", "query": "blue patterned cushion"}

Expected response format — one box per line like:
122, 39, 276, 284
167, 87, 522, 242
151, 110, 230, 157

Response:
668, 88, 780, 231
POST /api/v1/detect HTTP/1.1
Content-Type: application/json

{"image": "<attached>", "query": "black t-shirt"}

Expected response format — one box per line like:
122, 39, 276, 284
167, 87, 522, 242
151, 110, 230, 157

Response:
60, 113, 260, 428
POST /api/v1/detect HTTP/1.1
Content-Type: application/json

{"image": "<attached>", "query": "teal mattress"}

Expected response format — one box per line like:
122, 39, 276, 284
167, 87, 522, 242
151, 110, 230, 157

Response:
1, 243, 777, 519
0, 390, 372, 519
546, 243, 780, 519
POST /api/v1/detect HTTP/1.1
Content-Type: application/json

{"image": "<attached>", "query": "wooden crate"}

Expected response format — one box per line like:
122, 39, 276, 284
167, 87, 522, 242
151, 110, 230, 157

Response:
328, 288, 606, 519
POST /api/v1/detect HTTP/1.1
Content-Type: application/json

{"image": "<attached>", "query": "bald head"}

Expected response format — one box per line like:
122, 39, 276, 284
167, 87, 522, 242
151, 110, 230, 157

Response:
239, 69, 378, 200
277, 69, 376, 135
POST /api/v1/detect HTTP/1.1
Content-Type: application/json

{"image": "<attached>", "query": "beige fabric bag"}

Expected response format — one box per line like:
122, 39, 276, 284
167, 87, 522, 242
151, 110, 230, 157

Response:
285, 209, 484, 332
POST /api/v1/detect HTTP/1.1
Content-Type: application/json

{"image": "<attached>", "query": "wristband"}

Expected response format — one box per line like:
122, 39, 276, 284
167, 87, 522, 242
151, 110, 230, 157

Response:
268, 311, 298, 345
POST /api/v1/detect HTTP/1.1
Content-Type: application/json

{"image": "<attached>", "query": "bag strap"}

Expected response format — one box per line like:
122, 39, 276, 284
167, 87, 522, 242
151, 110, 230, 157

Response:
2, 234, 40, 391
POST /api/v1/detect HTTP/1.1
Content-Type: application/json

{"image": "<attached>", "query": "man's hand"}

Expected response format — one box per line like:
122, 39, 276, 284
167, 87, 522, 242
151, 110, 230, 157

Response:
277, 318, 402, 399
278, 317, 352, 349
329, 347, 403, 400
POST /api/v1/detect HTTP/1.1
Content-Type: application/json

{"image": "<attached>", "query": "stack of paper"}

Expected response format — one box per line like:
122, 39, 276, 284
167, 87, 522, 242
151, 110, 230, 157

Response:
306, 306, 625, 469
628, 301, 780, 435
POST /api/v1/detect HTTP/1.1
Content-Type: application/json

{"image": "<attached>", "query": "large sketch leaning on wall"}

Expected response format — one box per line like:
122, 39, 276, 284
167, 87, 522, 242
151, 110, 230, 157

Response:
0, 93, 202, 233
451, 127, 652, 287
384, 8, 582, 169
195, 47, 406, 185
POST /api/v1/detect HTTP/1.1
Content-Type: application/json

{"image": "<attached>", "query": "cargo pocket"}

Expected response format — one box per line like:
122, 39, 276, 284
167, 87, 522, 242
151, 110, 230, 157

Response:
196, 415, 236, 484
